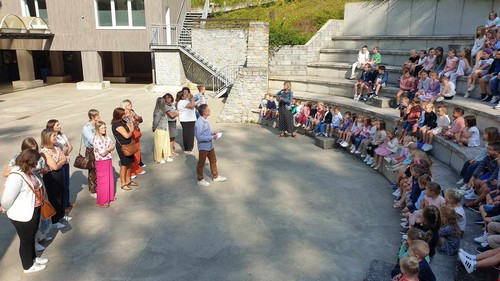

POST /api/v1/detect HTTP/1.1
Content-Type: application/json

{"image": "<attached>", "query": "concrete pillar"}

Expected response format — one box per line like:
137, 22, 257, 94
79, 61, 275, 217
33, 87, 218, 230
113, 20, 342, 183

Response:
77, 51, 110, 89
104, 52, 131, 83
47, 51, 72, 83
12, 50, 43, 89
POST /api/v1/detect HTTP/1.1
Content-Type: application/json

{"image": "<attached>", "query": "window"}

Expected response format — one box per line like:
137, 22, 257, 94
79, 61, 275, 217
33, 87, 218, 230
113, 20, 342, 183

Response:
95, 0, 145, 28
21, 0, 48, 21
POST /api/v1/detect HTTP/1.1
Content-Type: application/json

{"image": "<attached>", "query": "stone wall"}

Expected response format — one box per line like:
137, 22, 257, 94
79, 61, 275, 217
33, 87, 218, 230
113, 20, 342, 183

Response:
344, 0, 498, 36
191, 28, 248, 71
269, 19, 344, 77
154, 50, 186, 87
219, 22, 269, 123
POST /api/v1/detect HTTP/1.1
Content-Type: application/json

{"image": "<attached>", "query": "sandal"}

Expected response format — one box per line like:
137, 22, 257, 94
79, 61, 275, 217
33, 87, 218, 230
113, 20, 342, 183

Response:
120, 184, 132, 191
96, 204, 110, 208
127, 181, 138, 186
279, 132, 286, 138
393, 202, 402, 209
290, 133, 296, 138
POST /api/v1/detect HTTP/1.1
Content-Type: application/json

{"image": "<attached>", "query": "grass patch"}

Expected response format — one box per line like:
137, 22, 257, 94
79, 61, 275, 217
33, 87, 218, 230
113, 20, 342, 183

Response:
200, 0, 363, 48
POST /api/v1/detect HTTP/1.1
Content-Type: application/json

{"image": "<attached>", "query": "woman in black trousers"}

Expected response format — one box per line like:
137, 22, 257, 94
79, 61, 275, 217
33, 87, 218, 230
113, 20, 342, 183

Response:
176, 88, 197, 153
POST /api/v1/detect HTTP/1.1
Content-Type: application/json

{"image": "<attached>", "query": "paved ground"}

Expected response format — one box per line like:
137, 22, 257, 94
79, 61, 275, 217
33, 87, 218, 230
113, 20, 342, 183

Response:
0, 83, 456, 280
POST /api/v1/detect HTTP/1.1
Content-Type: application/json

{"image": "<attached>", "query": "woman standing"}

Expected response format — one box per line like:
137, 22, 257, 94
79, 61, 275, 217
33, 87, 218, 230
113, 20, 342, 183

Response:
46, 119, 73, 220
276, 81, 296, 138
1, 149, 49, 273
93, 121, 115, 207
164, 93, 179, 156
120, 100, 145, 178
153, 97, 173, 163
40, 128, 67, 230
112, 108, 136, 191
177, 87, 197, 153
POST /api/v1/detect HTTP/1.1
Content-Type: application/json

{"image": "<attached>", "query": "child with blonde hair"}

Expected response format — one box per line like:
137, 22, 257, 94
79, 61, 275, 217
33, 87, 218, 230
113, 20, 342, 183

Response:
396, 256, 420, 281
444, 189, 466, 233
336, 111, 352, 144
372, 129, 399, 170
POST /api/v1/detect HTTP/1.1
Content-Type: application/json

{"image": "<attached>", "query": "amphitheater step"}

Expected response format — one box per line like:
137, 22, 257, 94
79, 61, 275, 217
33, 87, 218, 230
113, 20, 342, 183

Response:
330, 35, 473, 50
320, 48, 412, 66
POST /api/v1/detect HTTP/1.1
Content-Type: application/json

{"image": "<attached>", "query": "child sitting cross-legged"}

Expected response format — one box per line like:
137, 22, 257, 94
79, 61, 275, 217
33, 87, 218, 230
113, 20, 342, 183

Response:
325, 106, 343, 138
337, 112, 353, 145
341, 114, 362, 148
314, 104, 332, 137
350, 117, 372, 153
436, 204, 462, 256
393, 256, 420, 281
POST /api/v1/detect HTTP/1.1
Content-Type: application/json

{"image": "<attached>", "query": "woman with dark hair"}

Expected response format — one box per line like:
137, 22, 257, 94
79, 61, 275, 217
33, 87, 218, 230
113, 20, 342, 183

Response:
276, 81, 296, 138
111, 107, 135, 190
40, 128, 67, 230
46, 119, 73, 219
1, 149, 49, 273
177, 87, 197, 153
164, 93, 179, 156
432, 47, 446, 73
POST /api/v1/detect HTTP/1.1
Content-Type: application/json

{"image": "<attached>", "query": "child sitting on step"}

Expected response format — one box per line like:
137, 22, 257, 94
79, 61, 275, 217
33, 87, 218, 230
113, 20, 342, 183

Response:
326, 106, 343, 137
419, 103, 437, 151
259, 94, 269, 120
341, 114, 362, 148
437, 204, 462, 256
444, 189, 466, 233
293, 99, 303, 126
440, 48, 459, 78
297, 101, 311, 127
353, 63, 374, 101
305, 102, 317, 130
454, 115, 480, 147
337, 111, 353, 145
402, 49, 419, 76
349, 45, 370, 79
392, 240, 436, 281
443, 107, 465, 140
350, 117, 372, 153
264, 95, 277, 121
433, 76, 456, 103
396, 71, 415, 107
309, 102, 325, 131
368, 65, 388, 99
372, 129, 399, 169
416, 70, 430, 97
417, 71, 440, 102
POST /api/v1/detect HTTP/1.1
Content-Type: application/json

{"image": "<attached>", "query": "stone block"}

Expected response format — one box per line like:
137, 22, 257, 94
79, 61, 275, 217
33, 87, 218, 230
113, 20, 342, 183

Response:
315, 136, 336, 149
76, 81, 111, 90
12, 79, 44, 89
386, 0, 411, 36
46, 75, 72, 83
434, 0, 463, 35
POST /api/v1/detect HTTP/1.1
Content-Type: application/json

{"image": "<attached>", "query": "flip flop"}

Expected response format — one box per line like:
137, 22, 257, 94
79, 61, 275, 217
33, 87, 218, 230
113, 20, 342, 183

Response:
120, 184, 132, 191
128, 181, 138, 186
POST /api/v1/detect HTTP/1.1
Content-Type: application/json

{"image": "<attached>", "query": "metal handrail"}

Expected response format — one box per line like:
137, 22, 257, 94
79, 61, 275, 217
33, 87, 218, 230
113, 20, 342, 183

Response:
202, 0, 210, 19
176, 0, 187, 25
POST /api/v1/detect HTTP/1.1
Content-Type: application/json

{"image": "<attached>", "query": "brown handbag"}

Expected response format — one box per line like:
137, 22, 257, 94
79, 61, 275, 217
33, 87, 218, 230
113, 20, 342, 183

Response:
114, 132, 138, 156
73, 135, 95, 169
12, 172, 56, 220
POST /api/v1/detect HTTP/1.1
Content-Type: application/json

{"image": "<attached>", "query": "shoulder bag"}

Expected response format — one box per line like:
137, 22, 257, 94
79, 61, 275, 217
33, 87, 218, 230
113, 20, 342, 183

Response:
73, 135, 95, 169
11, 172, 56, 220
114, 125, 138, 156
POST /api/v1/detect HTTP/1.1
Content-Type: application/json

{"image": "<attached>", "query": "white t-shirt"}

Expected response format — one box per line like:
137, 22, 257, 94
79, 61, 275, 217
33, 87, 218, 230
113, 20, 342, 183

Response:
468, 126, 481, 147
454, 206, 466, 232
436, 115, 451, 128
357, 50, 370, 64
177, 99, 197, 122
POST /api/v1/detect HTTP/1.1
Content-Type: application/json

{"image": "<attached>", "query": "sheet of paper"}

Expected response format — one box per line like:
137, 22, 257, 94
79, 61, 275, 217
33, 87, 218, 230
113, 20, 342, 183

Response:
217, 132, 222, 139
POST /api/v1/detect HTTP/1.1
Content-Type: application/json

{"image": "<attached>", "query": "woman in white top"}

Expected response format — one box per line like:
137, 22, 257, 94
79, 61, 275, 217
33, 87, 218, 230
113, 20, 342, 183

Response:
46, 119, 72, 219
1, 149, 49, 273
350, 45, 370, 79
176, 87, 197, 153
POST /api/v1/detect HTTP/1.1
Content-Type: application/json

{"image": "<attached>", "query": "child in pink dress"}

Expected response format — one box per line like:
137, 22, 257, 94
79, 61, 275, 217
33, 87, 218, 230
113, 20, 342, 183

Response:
93, 121, 116, 208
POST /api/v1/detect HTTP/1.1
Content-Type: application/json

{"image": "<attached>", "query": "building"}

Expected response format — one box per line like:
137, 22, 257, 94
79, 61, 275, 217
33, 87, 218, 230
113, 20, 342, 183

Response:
0, 0, 192, 90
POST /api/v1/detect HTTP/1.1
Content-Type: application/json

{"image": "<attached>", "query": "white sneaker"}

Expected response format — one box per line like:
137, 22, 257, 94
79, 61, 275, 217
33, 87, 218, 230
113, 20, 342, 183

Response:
24, 263, 46, 273
481, 242, 489, 247
495, 103, 500, 110
402, 234, 408, 240
140, 164, 147, 168
34, 257, 49, 265
464, 193, 478, 200
465, 188, 474, 195
341, 141, 349, 147
401, 218, 407, 222
459, 184, 468, 191
52, 222, 66, 229
366, 159, 374, 165
139, 170, 147, 175
384, 157, 392, 163
491, 96, 500, 103
456, 178, 465, 185
393, 189, 401, 197
166, 157, 174, 163
159, 160, 166, 164
464, 91, 470, 98
131, 175, 137, 179
350, 147, 356, 153
459, 253, 476, 274
197, 179, 210, 186
63, 215, 72, 222
435, 96, 445, 102
467, 84, 476, 92
474, 232, 489, 244
349, 75, 357, 80
213, 176, 227, 182
90, 193, 97, 198
459, 249, 476, 261
353, 94, 358, 100
424, 144, 433, 151
354, 150, 361, 154
34, 242, 45, 252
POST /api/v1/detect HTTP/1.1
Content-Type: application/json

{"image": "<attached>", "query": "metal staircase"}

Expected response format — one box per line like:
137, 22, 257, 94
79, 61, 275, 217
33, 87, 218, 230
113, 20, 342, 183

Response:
179, 12, 202, 46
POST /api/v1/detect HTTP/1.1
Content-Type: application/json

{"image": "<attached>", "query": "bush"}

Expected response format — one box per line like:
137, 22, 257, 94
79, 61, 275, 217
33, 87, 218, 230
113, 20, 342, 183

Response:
269, 22, 309, 48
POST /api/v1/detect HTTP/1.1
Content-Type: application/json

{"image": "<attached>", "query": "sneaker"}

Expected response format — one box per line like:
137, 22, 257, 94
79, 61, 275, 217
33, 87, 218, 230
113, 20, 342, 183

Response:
213, 176, 227, 182
474, 232, 489, 244
421, 143, 429, 151
401, 218, 407, 222
353, 94, 358, 100
400, 222, 409, 228
483, 95, 493, 102
473, 219, 485, 225
467, 84, 476, 92
481, 242, 489, 247
341, 141, 349, 147
350, 147, 356, 153
495, 103, 500, 110
459, 249, 476, 261
197, 179, 210, 187
491, 96, 500, 103
24, 263, 46, 273
373, 165, 380, 170
131, 175, 137, 179
354, 150, 361, 154
384, 157, 392, 163
349, 75, 357, 80
138, 170, 147, 175
435, 96, 445, 102
459, 184, 468, 190
366, 159, 374, 165
52, 222, 66, 229
159, 159, 166, 164
393, 190, 401, 197
424, 144, 433, 151
464, 91, 470, 98
402, 234, 408, 240
90, 193, 97, 198
63, 215, 72, 222
34, 257, 49, 265
465, 188, 474, 195
400, 229, 408, 235
166, 157, 174, 163
476, 245, 492, 253
459, 253, 476, 274
140, 163, 147, 168
34, 242, 45, 252
465, 192, 478, 200
456, 178, 465, 185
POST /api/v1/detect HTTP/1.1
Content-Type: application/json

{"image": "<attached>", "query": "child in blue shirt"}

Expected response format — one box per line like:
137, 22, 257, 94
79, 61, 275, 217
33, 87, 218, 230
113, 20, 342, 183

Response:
368, 65, 388, 99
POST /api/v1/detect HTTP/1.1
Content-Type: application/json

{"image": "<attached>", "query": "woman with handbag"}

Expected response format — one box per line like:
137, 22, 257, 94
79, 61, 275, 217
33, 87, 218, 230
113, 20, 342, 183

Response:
46, 119, 73, 220
112, 107, 136, 191
1, 149, 50, 273
152, 97, 173, 164
120, 99, 145, 179
40, 128, 67, 230
93, 121, 115, 207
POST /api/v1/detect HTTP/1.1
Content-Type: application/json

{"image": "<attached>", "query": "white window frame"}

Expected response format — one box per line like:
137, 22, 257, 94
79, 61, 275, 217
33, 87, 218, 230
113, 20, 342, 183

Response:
20, 0, 45, 17
94, 0, 146, 30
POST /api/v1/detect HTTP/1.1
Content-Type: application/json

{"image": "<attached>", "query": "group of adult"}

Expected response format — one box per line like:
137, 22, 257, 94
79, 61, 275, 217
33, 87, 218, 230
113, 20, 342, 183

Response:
0, 85, 229, 274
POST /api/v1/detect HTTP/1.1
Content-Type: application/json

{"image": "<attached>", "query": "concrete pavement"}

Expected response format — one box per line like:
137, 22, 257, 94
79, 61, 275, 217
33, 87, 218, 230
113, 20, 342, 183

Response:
0, 83, 429, 280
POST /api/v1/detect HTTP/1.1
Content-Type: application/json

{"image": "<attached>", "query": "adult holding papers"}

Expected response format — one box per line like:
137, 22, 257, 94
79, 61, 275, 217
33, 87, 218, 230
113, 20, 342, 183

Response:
195, 104, 226, 187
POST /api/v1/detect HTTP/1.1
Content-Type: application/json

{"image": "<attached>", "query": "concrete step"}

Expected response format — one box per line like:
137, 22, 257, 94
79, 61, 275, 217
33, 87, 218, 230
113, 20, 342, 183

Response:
319, 48, 412, 66
268, 76, 500, 132
330, 35, 473, 50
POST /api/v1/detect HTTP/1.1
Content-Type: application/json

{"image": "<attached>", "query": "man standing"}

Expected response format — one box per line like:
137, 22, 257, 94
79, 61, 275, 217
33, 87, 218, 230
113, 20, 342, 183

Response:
195, 104, 226, 186
82, 109, 100, 197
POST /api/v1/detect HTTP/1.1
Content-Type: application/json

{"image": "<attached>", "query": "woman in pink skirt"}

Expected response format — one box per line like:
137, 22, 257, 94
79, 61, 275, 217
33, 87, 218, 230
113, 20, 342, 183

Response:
372, 130, 400, 170
93, 121, 115, 208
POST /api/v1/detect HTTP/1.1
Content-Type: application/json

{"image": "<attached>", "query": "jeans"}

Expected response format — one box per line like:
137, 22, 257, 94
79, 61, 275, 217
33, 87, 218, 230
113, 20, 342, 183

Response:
460, 160, 480, 183
490, 76, 500, 97
316, 123, 329, 134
